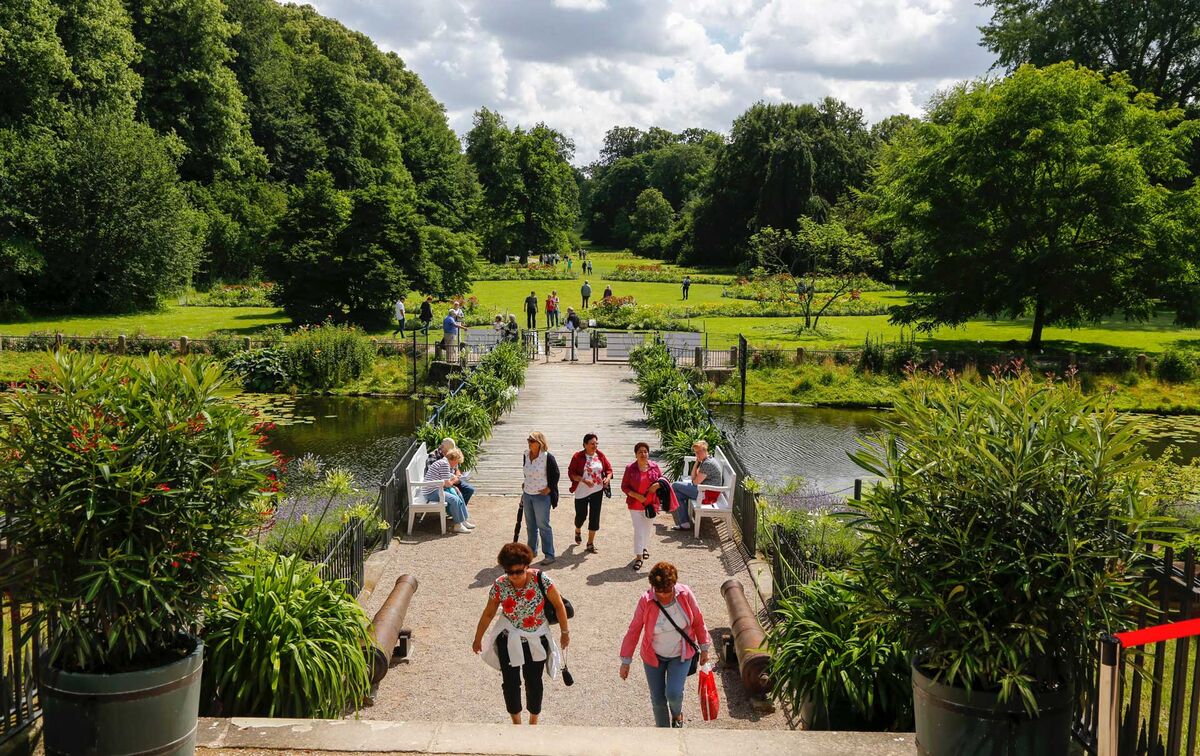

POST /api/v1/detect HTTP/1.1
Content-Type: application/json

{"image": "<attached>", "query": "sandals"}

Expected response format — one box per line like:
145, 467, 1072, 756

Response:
632, 558, 643, 571
642, 548, 650, 561
586, 543, 597, 554
575, 531, 582, 545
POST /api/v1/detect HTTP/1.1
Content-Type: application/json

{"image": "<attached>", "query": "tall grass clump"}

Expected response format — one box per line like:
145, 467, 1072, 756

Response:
283, 322, 375, 390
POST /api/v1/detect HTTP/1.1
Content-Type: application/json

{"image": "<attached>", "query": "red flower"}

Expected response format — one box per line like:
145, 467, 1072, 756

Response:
501, 597, 517, 615
110, 444, 118, 451
535, 601, 545, 614
524, 589, 536, 601
171, 560, 180, 568
522, 616, 538, 629
155, 483, 171, 492
138, 496, 149, 505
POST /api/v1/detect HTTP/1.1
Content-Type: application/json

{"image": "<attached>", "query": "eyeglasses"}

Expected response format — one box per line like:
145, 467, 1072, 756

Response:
506, 567, 527, 576
527, 437, 537, 443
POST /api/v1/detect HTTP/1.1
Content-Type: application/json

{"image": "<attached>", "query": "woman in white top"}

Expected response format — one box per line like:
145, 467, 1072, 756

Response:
423, 448, 474, 534
567, 433, 613, 554
521, 431, 560, 564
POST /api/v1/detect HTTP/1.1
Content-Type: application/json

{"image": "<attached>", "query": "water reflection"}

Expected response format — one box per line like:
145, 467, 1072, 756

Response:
712, 405, 1200, 496
243, 395, 424, 487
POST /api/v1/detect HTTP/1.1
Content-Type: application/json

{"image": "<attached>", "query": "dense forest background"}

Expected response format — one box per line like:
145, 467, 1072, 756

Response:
1, 0, 1198, 338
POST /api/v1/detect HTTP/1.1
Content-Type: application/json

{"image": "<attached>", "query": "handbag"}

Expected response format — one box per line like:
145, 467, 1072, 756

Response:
654, 598, 701, 676
698, 665, 720, 720
535, 569, 574, 626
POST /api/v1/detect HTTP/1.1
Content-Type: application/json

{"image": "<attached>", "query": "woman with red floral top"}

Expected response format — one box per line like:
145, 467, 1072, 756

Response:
621, 441, 663, 571
568, 433, 613, 554
472, 542, 570, 724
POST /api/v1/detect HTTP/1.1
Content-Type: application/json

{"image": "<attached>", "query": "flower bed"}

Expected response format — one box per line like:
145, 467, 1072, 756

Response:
603, 263, 733, 285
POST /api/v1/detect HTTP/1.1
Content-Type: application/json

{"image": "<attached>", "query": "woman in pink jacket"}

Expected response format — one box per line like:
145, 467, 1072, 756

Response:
618, 562, 711, 728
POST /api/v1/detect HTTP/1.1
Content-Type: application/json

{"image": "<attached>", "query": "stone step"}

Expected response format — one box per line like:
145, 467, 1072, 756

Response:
197, 718, 915, 755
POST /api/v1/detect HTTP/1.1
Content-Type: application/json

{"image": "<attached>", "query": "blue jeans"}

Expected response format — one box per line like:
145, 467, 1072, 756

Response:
444, 487, 468, 524
644, 655, 690, 727
456, 479, 475, 505
671, 482, 698, 527
522, 493, 554, 559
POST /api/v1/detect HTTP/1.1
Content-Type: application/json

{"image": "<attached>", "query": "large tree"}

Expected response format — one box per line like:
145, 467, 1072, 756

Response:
873, 63, 1200, 349
687, 98, 873, 266
465, 110, 578, 263
980, 0, 1200, 108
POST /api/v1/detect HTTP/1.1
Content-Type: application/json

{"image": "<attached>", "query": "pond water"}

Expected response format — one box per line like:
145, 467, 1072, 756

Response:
236, 394, 425, 487
712, 404, 1200, 497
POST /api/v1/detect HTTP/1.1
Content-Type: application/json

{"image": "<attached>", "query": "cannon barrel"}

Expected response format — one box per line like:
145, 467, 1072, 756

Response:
720, 578, 771, 697
367, 574, 418, 684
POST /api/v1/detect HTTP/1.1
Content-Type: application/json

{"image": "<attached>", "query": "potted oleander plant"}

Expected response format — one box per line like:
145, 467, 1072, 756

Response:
850, 369, 1157, 755
0, 352, 275, 755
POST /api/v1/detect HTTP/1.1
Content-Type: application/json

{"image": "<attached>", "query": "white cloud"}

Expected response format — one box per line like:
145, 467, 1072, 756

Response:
300, 0, 997, 164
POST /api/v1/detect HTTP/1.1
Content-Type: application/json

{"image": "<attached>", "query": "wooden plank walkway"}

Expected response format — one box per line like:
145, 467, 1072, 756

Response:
470, 360, 654, 496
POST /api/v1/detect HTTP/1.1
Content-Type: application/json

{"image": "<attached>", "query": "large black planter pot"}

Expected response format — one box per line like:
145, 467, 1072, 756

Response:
912, 663, 1072, 756
41, 639, 203, 756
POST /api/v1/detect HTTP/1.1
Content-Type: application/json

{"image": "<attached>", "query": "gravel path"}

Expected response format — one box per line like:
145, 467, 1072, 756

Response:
361, 498, 789, 730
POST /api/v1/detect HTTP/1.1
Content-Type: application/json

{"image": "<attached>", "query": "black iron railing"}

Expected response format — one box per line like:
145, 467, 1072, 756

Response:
1077, 545, 1200, 755
0, 592, 45, 746
317, 518, 365, 596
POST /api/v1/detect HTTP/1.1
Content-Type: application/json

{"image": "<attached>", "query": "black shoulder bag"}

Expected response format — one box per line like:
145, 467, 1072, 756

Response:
535, 569, 574, 625
654, 599, 700, 675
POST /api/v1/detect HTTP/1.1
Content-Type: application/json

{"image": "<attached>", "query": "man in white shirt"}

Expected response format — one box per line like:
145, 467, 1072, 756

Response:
392, 298, 406, 336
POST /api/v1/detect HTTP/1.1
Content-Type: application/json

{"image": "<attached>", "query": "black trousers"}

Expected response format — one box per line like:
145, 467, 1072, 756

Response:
574, 490, 603, 532
496, 633, 549, 715
526, 311, 537, 329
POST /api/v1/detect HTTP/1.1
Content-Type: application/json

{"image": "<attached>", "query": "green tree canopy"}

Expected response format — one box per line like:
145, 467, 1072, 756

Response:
466, 110, 578, 263
873, 63, 1200, 348
981, 0, 1200, 108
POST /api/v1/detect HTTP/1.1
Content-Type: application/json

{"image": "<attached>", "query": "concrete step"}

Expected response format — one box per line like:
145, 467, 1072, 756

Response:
197, 718, 914, 755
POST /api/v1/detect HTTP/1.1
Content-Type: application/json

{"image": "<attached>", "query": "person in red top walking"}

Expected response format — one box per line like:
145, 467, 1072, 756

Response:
621, 441, 663, 571
618, 562, 711, 728
567, 433, 613, 554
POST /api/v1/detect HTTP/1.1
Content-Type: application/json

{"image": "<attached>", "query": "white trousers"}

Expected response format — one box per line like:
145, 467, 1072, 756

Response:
630, 509, 653, 558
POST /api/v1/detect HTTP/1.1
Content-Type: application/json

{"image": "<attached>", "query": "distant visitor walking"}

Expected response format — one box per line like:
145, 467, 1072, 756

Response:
473, 543, 570, 725
419, 295, 434, 334
392, 298, 406, 336
618, 562, 711, 728
524, 290, 539, 329
681, 276, 691, 301
568, 433, 613, 554
522, 431, 560, 564
603, 284, 613, 300
581, 281, 592, 309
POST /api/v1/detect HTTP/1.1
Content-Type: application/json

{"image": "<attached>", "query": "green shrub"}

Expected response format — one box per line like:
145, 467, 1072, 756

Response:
1156, 349, 1197, 383
477, 342, 527, 388
464, 371, 518, 419
635, 365, 687, 409
648, 392, 709, 440
763, 507, 860, 583
850, 371, 1158, 713
202, 554, 372, 718
768, 572, 911, 731
436, 395, 493, 443
0, 352, 273, 672
858, 336, 886, 374
282, 322, 375, 390
226, 347, 290, 392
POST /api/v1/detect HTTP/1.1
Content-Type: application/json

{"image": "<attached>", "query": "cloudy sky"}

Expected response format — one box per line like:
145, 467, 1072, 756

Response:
301, 0, 999, 164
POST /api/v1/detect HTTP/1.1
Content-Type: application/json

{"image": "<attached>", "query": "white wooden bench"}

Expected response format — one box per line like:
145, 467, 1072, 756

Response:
679, 450, 737, 538
465, 330, 501, 347
663, 331, 702, 350
405, 443, 449, 534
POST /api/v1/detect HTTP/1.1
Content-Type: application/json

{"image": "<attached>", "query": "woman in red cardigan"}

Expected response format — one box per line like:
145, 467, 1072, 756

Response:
621, 441, 662, 571
567, 433, 613, 554
618, 562, 711, 728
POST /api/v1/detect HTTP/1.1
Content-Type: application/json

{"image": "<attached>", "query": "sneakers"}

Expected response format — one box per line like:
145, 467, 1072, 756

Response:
452, 523, 472, 534
541, 557, 556, 565
463, 521, 477, 530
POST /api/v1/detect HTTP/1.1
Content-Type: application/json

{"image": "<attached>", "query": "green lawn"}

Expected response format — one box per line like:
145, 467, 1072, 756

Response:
0, 306, 289, 337
1, 249, 1198, 354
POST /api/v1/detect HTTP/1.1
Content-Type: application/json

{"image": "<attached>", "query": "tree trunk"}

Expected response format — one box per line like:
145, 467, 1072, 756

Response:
1029, 295, 1046, 351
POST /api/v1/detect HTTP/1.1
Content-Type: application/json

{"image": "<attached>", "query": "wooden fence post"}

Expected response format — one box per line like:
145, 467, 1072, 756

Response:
117, 335, 126, 354
179, 336, 189, 356
694, 346, 703, 367
243, 336, 252, 351
54, 332, 63, 352
795, 347, 805, 364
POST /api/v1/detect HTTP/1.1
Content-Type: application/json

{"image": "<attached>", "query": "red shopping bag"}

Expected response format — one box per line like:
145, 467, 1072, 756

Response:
698, 665, 720, 721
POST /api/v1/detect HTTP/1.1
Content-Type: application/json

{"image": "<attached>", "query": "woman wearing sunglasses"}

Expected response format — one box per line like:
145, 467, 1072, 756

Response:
473, 542, 571, 725
521, 431, 560, 564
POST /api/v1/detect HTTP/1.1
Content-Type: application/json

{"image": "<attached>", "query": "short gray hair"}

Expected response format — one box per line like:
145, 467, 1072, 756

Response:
440, 438, 457, 450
